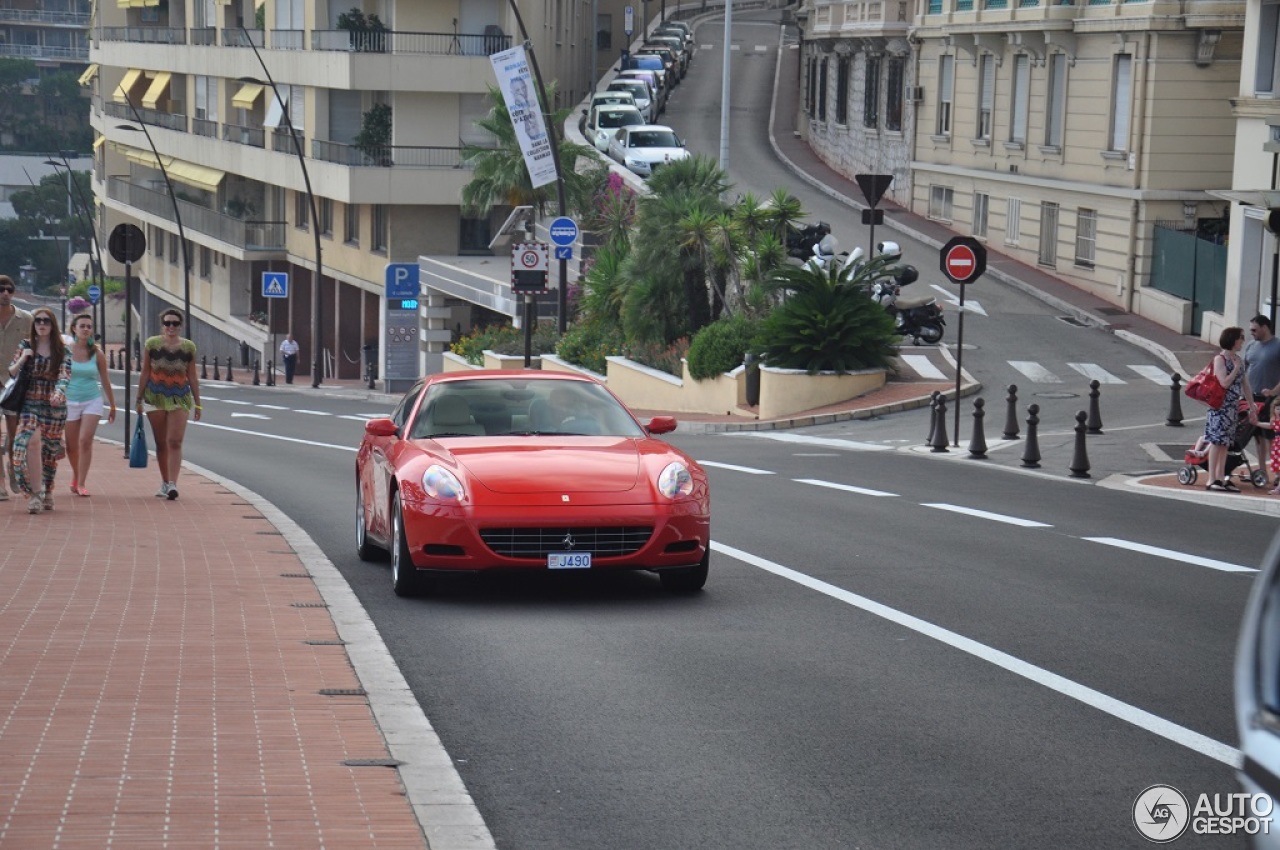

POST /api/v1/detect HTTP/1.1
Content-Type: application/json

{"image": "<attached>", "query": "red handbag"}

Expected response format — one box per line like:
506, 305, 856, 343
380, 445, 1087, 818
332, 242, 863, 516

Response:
1185, 358, 1226, 410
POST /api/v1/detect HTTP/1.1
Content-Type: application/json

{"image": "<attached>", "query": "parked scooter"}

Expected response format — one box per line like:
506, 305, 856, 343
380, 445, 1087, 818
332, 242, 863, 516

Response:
870, 265, 946, 345
786, 221, 833, 260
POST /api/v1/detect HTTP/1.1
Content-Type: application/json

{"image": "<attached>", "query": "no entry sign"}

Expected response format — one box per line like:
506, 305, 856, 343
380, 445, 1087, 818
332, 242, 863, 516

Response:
940, 236, 987, 284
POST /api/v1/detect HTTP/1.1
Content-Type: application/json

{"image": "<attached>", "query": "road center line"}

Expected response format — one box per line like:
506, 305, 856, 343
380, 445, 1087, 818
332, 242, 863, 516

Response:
711, 541, 1241, 767
1083, 537, 1256, 574
191, 420, 356, 452
796, 478, 898, 497
921, 503, 1052, 527
733, 432, 894, 451
698, 460, 775, 475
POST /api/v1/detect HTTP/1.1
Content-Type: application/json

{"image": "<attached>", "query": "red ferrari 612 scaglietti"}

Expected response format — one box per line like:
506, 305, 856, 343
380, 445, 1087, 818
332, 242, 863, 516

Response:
355, 371, 711, 596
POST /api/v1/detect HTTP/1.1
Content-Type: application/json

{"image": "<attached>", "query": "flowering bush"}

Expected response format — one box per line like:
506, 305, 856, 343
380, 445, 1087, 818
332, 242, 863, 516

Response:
65, 297, 91, 316
624, 337, 689, 377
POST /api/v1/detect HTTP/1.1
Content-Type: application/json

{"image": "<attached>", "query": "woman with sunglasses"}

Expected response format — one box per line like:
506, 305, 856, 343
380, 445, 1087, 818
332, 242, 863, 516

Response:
135, 308, 201, 500
6, 307, 71, 513
64, 313, 116, 497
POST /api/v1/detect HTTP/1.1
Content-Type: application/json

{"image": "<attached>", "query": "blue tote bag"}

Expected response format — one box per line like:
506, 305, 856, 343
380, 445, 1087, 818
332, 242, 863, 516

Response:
129, 417, 148, 468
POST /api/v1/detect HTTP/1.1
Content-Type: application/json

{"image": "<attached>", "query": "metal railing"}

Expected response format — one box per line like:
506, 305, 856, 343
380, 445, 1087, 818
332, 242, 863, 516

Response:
104, 99, 187, 132
0, 8, 90, 26
270, 29, 304, 50
98, 26, 187, 44
310, 29, 509, 55
311, 139, 469, 168
107, 176, 287, 250
222, 28, 264, 48
0, 42, 87, 60
191, 117, 218, 138
270, 128, 304, 154
190, 27, 216, 46
222, 122, 265, 148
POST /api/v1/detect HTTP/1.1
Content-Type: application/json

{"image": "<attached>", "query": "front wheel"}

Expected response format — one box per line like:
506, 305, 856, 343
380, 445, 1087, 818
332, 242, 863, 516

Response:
659, 550, 709, 593
1177, 466, 1197, 486
915, 323, 944, 345
391, 493, 434, 597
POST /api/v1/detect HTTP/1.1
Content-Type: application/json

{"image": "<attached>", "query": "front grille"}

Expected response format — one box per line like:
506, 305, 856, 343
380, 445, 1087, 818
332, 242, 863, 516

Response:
480, 527, 654, 559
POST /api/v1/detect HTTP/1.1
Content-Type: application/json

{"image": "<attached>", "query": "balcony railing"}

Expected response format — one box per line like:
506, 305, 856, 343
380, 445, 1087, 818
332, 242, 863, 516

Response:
222, 28, 263, 48
222, 122, 265, 148
310, 29, 510, 55
270, 29, 304, 50
270, 127, 304, 154
104, 99, 188, 132
311, 139, 469, 168
98, 26, 187, 44
191, 27, 215, 46
0, 8, 90, 26
107, 176, 287, 251
192, 117, 217, 138
0, 42, 87, 60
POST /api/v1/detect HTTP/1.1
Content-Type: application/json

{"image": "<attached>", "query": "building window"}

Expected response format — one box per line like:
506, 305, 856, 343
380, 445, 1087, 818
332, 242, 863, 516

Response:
199, 246, 211, 279
153, 225, 163, 259
937, 55, 954, 136
1010, 55, 1030, 144
818, 58, 828, 122
1045, 54, 1067, 148
169, 233, 179, 265
460, 217, 492, 254
344, 203, 359, 245
835, 57, 850, 125
1258, 0, 1280, 94
973, 192, 989, 239
372, 204, 388, 252
929, 185, 953, 221
319, 198, 333, 236
884, 57, 903, 132
806, 57, 817, 117
295, 191, 309, 230
864, 55, 880, 129
1006, 198, 1021, 246
977, 54, 995, 140
1110, 54, 1132, 152
1075, 208, 1097, 269
1039, 202, 1059, 266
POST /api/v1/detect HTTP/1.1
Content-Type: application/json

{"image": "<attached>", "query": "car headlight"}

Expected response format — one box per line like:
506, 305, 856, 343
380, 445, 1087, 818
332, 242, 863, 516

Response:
657, 462, 693, 499
423, 464, 465, 501
626, 158, 646, 169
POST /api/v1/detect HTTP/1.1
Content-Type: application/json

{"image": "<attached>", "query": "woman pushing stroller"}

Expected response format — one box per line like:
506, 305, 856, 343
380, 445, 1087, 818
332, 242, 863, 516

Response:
1202, 327, 1259, 492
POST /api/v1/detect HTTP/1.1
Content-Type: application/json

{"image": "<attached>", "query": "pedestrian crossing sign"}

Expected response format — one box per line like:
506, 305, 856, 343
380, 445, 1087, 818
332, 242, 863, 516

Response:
262, 271, 288, 299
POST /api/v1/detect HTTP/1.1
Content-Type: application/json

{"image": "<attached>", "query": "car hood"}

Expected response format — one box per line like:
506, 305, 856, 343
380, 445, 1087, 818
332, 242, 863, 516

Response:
450, 440, 643, 494
626, 147, 688, 162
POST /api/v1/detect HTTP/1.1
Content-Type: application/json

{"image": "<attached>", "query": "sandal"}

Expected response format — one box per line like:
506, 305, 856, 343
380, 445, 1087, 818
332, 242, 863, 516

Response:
1206, 480, 1226, 491
75, 486, 89, 497
69, 479, 77, 495
1224, 480, 1242, 493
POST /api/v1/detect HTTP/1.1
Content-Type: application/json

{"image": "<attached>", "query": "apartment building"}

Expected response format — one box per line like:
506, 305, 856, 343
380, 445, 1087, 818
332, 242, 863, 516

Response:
0, 0, 90, 73
799, 0, 1244, 335
89, 0, 627, 381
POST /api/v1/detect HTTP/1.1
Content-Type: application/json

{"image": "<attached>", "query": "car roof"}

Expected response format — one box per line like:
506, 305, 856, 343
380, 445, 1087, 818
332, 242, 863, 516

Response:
625, 124, 677, 134
591, 105, 643, 120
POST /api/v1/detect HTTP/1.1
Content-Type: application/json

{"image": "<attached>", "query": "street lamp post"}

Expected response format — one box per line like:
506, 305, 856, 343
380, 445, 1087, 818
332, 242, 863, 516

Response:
240, 26, 324, 388
45, 156, 108, 344
116, 95, 192, 332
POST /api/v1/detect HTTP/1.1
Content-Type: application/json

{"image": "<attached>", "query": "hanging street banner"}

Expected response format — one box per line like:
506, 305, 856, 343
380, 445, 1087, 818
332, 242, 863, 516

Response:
490, 45, 558, 189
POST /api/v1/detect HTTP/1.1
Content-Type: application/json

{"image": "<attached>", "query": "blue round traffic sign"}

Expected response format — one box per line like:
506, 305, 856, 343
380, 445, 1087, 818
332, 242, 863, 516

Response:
87, 284, 102, 304
549, 217, 579, 247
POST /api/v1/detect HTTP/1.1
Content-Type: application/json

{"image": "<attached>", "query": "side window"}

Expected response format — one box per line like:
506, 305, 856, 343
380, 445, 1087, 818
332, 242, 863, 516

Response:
390, 384, 424, 430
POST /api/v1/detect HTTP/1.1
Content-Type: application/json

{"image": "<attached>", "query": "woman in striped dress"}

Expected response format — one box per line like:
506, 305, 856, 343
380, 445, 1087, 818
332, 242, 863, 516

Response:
7, 307, 71, 513
134, 308, 202, 500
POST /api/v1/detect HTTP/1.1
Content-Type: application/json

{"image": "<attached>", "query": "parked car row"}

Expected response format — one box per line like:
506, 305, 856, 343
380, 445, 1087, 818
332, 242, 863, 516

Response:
581, 19, 695, 179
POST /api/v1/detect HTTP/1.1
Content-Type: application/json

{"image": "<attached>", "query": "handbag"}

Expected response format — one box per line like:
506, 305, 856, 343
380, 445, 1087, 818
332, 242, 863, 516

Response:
1185, 358, 1227, 410
129, 416, 148, 469
0, 361, 30, 414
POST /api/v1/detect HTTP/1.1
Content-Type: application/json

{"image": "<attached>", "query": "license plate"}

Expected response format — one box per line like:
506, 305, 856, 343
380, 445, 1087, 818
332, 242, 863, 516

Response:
548, 552, 592, 569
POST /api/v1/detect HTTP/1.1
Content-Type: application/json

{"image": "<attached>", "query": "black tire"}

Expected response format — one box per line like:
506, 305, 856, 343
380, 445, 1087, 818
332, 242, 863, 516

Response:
1253, 468, 1268, 488
356, 483, 383, 562
391, 493, 433, 597
659, 550, 709, 593
916, 323, 944, 345
1177, 466, 1196, 486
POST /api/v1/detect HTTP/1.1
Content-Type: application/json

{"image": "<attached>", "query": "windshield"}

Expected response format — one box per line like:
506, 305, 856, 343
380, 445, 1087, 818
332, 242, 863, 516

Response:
408, 379, 646, 439
630, 130, 681, 148
598, 110, 643, 129
609, 82, 649, 102
629, 56, 664, 71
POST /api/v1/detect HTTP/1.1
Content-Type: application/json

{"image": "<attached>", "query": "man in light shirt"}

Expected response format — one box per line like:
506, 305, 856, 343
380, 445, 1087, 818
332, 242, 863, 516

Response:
0, 275, 33, 499
279, 332, 299, 385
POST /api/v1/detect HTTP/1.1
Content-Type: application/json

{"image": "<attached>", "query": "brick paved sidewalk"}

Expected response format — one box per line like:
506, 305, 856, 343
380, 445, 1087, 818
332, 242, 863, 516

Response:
0, 444, 428, 848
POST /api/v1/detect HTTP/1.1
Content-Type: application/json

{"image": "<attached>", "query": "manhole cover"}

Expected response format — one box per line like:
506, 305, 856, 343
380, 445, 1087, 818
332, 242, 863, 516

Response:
1034, 391, 1080, 399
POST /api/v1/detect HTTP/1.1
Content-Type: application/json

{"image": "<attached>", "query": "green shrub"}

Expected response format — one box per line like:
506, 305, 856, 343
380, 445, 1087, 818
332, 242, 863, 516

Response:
452, 323, 560, 365
489, 322, 560, 358
556, 321, 624, 374
687, 316, 758, 380
625, 336, 690, 377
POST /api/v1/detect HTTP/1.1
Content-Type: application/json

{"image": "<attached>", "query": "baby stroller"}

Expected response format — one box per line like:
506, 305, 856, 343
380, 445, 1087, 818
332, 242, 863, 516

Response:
1177, 400, 1268, 488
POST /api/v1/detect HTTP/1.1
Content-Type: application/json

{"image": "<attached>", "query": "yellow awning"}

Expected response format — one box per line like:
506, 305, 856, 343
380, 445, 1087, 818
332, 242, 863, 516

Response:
117, 0, 160, 7
140, 72, 170, 110
122, 146, 225, 194
232, 82, 263, 110
92, 135, 105, 151
78, 64, 98, 87
112, 68, 143, 103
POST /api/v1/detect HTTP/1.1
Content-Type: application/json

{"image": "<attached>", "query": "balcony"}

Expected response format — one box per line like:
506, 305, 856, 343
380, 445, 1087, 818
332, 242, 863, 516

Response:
97, 26, 187, 45
107, 176, 286, 251
0, 42, 87, 61
0, 8, 91, 26
103, 99, 187, 132
312, 139, 469, 169
222, 122, 265, 149
310, 29, 510, 55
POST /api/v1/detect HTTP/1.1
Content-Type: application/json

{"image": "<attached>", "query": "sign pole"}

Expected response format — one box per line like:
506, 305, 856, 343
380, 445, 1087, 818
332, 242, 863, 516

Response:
938, 236, 988, 449
954, 285, 965, 447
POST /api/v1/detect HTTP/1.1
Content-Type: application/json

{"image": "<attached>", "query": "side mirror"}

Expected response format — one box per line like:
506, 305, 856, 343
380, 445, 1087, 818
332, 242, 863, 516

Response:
646, 416, 678, 435
364, 417, 398, 437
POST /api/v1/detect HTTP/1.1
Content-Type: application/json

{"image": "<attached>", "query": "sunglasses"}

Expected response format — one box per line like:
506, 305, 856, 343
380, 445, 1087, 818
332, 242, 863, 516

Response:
32, 317, 52, 325
162, 320, 182, 327
0, 287, 13, 293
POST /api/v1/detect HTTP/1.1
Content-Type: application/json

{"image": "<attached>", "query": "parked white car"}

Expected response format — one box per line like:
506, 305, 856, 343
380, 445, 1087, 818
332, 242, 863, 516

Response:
584, 105, 645, 153
588, 90, 638, 113
607, 125, 690, 178
605, 78, 655, 123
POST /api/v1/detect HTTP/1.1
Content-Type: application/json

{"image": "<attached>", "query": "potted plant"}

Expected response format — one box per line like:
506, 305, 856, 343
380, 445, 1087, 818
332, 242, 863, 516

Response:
354, 103, 393, 167
336, 7, 387, 53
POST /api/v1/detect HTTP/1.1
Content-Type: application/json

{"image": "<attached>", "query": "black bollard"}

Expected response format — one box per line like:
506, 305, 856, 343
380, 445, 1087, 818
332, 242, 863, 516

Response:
267, 359, 276, 387
1069, 410, 1091, 479
1167, 373, 1184, 427
926, 391, 941, 446
968, 397, 988, 459
930, 395, 950, 453
226, 356, 233, 383
201, 355, 208, 379
213, 357, 221, 381
1086, 379, 1103, 434
252, 359, 260, 386
1003, 384, 1020, 440
109, 349, 116, 369
1021, 404, 1041, 468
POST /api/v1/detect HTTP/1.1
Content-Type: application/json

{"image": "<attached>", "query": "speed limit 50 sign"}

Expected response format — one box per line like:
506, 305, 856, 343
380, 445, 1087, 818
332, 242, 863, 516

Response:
511, 241, 549, 294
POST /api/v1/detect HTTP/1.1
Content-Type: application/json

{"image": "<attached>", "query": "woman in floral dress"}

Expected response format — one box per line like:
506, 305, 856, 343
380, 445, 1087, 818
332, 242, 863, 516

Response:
6, 307, 71, 513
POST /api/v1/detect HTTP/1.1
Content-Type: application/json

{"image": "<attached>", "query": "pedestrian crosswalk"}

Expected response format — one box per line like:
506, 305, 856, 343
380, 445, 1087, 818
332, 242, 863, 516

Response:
900, 355, 1174, 387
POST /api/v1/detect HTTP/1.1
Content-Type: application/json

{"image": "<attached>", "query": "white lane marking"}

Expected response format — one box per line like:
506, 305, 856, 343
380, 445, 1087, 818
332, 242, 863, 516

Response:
712, 541, 1241, 767
255, 403, 289, 410
899, 354, 947, 381
339, 414, 381, 422
190, 420, 356, 452
230, 413, 270, 420
221, 399, 253, 405
753, 45, 768, 52
1129, 364, 1172, 385
1009, 361, 1062, 383
929, 284, 987, 316
796, 478, 898, 497
921, 503, 1052, 527
294, 409, 332, 416
733, 432, 894, 451
1084, 537, 1256, 574
1068, 363, 1125, 385
698, 460, 775, 475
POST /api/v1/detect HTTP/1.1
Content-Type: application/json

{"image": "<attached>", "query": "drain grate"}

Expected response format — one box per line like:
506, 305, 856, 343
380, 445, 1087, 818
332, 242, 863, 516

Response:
319, 688, 367, 697
255, 530, 284, 535
1056, 316, 1086, 327
343, 758, 402, 768
1033, 391, 1080, 399
291, 601, 328, 608
305, 639, 347, 646
280, 572, 312, 579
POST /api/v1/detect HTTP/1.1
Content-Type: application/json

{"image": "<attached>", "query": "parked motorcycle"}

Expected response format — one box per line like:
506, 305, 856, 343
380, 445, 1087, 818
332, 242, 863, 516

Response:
786, 221, 833, 260
870, 265, 946, 345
